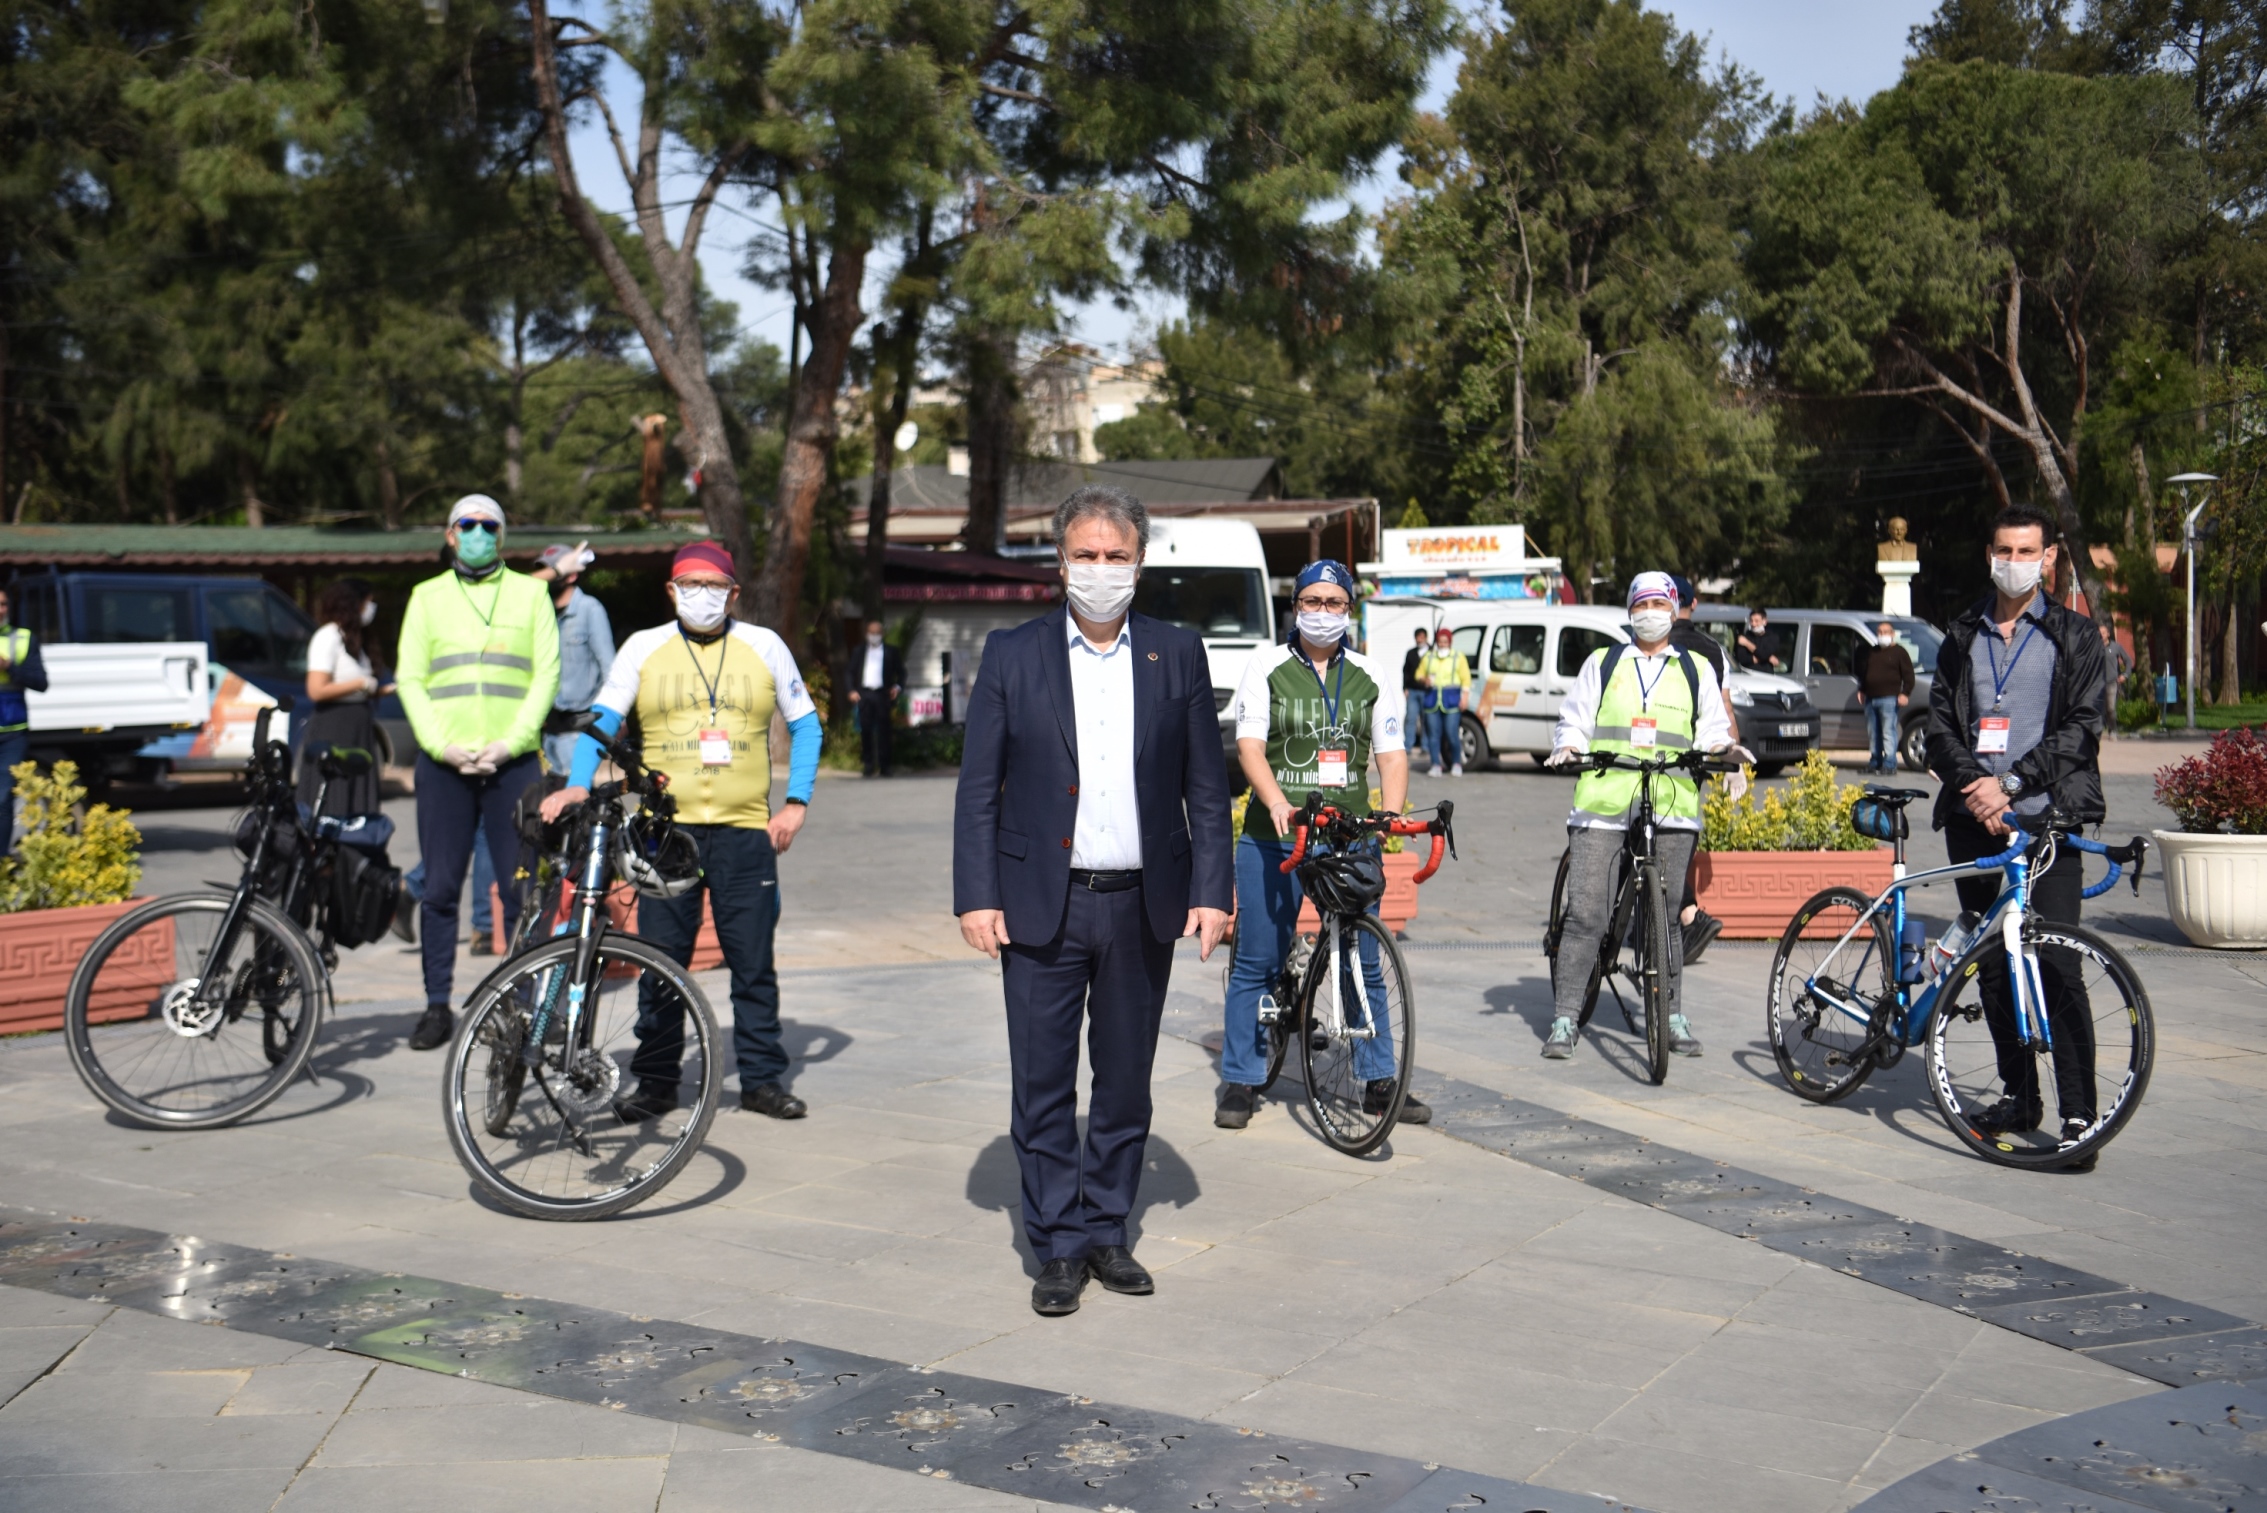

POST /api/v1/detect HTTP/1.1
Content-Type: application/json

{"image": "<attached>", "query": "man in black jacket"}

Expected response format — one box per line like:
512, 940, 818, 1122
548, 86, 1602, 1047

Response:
849, 619, 907, 777
1925, 503, 2108, 1166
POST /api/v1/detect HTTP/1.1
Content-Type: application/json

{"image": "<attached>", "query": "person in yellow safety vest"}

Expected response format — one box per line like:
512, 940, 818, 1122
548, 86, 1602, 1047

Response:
1541, 572, 1751, 1063
395, 494, 561, 1051
1413, 626, 1473, 777
0, 585, 49, 853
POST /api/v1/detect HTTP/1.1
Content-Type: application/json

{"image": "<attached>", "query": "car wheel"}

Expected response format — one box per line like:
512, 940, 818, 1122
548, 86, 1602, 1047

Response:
1900, 718, 1928, 774
1459, 716, 1490, 771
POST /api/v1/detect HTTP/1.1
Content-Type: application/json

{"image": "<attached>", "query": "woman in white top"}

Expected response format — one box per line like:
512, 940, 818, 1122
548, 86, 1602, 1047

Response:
298, 578, 392, 814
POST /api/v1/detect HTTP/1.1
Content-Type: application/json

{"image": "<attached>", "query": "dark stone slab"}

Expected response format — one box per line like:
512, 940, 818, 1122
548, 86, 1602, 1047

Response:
1853, 1455, 2164, 1513
1378, 1465, 1643, 1511
1969, 1380, 2267, 1513
2082, 1329, 2267, 1387
667, 1345, 910, 1439
1763, 1220, 2127, 1310
1971, 1293, 2255, 1354
1660, 1186, 1889, 1237
342, 1293, 595, 1380
781, 1368, 1088, 1473
1540, 1147, 1747, 1209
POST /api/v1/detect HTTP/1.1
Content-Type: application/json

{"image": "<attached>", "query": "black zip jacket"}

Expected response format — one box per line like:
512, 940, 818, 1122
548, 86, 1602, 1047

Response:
1925, 594, 2105, 831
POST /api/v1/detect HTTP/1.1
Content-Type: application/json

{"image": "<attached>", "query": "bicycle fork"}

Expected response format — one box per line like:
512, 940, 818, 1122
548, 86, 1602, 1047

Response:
1318, 917, 1379, 1043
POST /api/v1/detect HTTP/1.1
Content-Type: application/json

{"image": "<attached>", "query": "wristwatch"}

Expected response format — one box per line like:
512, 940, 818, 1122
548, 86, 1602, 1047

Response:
783, 796, 809, 808
1997, 772, 2024, 796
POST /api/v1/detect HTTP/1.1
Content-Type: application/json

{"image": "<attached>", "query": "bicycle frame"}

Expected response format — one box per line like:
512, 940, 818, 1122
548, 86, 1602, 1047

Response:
1278, 797, 1454, 1047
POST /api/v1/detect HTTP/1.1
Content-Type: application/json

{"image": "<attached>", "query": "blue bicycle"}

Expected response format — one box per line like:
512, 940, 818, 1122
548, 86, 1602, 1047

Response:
1765, 786, 2154, 1171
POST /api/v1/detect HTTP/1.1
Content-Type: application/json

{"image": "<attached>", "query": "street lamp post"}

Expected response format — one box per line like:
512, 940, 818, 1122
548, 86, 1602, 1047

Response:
2169, 473, 2218, 731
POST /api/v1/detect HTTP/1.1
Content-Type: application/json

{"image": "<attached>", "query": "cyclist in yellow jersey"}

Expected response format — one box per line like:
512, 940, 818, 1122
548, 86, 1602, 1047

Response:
543, 541, 824, 1121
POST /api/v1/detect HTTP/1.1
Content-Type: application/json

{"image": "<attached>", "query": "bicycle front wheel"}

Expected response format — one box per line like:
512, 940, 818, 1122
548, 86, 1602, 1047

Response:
1767, 887, 1891, 1104
1926, 921, 2153, 1171
64, 892, 326, 1129
1298, 914, 1414, 1157
1636, 862, 1671, 1085
443, 933, 724, 1220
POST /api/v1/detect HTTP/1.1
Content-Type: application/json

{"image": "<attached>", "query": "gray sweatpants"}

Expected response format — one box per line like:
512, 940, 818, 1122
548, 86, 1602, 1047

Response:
1552, 825, 1696, 1023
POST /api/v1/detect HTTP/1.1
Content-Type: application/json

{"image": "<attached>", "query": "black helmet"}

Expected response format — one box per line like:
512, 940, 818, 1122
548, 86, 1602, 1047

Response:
615, 812, 702, 898
1300, 847, 1387, 917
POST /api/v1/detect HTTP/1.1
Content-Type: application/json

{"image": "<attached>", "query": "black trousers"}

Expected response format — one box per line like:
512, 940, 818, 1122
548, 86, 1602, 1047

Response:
635, 823, 785, 1091
414, 750, 539, 1008
1945, 817, 2096, 1123
858, 691, 894, 774
999, 879, 1175, 1262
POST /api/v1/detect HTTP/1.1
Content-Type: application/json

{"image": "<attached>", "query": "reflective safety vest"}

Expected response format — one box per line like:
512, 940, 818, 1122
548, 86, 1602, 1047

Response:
395, 568, 561, 760
1572, 645, 1701, 825
0, 628, 34, 732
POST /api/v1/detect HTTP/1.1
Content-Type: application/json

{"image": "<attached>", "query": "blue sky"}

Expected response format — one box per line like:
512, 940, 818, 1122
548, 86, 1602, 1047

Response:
566, 0, 1943, 369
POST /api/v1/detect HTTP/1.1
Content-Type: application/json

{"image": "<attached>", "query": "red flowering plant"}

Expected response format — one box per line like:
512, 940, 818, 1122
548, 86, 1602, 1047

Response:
2154, 728, 2267, 834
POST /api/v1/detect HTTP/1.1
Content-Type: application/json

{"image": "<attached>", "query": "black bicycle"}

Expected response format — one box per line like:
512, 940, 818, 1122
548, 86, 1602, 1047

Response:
440, 717, 723, 1220
64, 707, 401, 1128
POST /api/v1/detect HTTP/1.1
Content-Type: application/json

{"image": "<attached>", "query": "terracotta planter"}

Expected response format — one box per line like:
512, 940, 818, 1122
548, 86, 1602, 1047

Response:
2152, 830, 2267, 948
0, 897, 167, 1036
1226, 849, 1426, 940
1693, 848, 1895, 939
519, 882, 725, 973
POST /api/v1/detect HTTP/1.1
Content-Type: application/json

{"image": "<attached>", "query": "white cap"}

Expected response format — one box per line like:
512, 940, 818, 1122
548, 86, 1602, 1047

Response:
538, 541, 594, 575
450, 494, 506, 529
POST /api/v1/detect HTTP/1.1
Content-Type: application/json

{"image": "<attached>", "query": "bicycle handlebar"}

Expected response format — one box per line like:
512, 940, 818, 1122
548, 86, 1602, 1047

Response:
1278, 795, 1456, 884
1960, 824, 2148, 899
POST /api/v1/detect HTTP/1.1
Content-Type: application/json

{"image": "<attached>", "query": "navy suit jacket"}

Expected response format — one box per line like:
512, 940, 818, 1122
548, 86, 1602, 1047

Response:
952, 607, 1233, 947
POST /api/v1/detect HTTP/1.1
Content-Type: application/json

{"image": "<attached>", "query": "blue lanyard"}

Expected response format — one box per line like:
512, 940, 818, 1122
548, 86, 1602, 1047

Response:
1295, 645, 1346, 729
680, 624, 730, 722
1985, 619, 2038, 711
1632, 653, 1668, 712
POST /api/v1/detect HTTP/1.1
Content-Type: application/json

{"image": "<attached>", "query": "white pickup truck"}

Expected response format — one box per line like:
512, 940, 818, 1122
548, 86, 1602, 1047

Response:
23, 643, 213, 780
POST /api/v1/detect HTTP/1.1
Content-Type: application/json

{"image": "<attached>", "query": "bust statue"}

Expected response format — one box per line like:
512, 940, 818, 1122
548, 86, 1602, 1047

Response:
1878, 517, 1919, 562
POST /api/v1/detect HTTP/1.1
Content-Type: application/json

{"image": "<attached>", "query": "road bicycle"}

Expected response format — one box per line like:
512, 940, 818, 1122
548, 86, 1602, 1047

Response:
1766, 785, 2153, 1170
1543, 749, 1730, 1085
1253, 793, 1454, 1157
64, 707, 400, 1128
440, 717, 723, 1219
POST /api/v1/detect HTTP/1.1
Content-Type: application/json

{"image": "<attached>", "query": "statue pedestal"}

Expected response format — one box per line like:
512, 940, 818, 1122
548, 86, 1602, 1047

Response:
1877, 559, 1919, 617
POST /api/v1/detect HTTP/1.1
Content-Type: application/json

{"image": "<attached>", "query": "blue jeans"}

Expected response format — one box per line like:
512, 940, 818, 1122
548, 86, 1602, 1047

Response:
1422, 707, 1458, 770
1223, 834, 1395, 1087
636, 823, 786, 1091
541, 730, 581, 778
404, 834, 495, 933
1403, 691, 1426, 757
1865, 697, 1902, 772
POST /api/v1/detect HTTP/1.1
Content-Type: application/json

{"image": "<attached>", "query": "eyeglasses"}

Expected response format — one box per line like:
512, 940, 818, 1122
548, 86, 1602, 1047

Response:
453, 519, 499, 535
1295, 595, 1350, 611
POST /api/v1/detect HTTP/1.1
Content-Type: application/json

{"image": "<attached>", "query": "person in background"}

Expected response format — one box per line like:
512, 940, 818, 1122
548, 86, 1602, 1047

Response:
1402, 626, 1430, 773
0, 587, 48, 853
299, 578, 392, 817
1735, 608, 1784, 673
1669, 577, 1729, 963
544, 541, 824, 1121
1416, 625, 1472, 777
533, 542, 613, 777
395, 494, 560, 1051
850, 619, 905, 778
2100, 623, 2134, 724
1859, 620, 1916, 774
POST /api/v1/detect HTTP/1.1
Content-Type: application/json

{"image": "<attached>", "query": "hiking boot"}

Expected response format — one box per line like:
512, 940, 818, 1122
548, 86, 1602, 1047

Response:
1668, 1013, 1703, 1056
1215, 1083, 1259, 1129
1542, 1016, 1578, 1060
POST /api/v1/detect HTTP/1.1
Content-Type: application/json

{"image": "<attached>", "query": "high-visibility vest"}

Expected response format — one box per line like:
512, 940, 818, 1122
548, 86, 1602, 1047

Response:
395, 569, 560, 760
0, 629, 32, 732
1572, 647, 1701, 824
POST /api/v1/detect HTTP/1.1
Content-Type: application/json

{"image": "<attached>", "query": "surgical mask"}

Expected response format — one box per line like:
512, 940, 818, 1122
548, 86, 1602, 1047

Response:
1989, 556, 2044, 597
866, 632, 883, 647
1296, 609, 1350, 646
361, 601, 378, 627
674, 584, 731, 632
453, 527, 499, 570
1063, 562, 1138, 622
1877, 632, 1895, 648
1629, 607, 1675, 643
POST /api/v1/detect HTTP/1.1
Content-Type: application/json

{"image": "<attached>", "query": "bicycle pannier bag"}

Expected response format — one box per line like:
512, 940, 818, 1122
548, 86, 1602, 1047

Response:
330, 843, 402, 949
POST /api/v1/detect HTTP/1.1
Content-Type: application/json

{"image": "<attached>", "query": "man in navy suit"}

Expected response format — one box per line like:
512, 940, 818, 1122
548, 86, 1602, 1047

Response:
953, 485, 1234, 1317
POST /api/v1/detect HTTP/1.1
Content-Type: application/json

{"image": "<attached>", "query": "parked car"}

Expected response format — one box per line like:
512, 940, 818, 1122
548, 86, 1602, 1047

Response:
1693, 606, 1942, 771
1363, 598, 1822, 774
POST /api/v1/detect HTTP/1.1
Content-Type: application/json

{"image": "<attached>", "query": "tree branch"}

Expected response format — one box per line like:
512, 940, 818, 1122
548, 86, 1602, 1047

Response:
679, 144, 748, 263
579, 87, 640, 190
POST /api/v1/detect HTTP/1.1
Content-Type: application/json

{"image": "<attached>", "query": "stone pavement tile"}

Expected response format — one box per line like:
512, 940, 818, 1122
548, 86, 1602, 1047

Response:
1366, 1283, 1720, 1392
309, 1397, 678, 1466
933, 1324, 1271, 1420
222, 1357, 376, 1417
0, 1285, 108, 1329
276, 1457, 671, 1512
1232, 1376, 1583, 1487
1925, 1326, 2159, 1416
1888, 1385, 2080, 1449
1045, 1295, 1337, 1379
347, 1361, 531, 1410
17, 1359, 251, 1417
1726, 1260, 1987, 1351
47, 1306, 321, 1374
657, 1435, 1074, 1512
1590, 1384, 1888, 1484
1514, 1200, 1804, 1288
2, 1468, 301, 1512
781, 1240, 1078, 1336
681, 1290, 1002, 1366
1150, 1239, 1455, 1335
1844, 1433, 1965, 1498
0, 1324, 99, 1405
1539, 1434, 1852, 1513
0, 1390, 336, 1475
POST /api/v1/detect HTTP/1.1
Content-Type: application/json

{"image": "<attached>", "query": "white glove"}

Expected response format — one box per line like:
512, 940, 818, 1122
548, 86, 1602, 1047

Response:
474, 740, 513, 773
1545, 747, 1578, 768
440, 743, 479, 773
1716, 744, 1756, 767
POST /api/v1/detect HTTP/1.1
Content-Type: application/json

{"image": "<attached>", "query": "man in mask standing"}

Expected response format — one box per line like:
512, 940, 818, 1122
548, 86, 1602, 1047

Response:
395, 495, 560, 1050
849, 619, 905, 777
533, 542, 615, 777
953, 485, 1233, 1317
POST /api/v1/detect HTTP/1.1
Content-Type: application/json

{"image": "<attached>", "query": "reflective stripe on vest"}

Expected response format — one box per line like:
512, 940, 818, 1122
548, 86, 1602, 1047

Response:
1573, 650, 1701, 823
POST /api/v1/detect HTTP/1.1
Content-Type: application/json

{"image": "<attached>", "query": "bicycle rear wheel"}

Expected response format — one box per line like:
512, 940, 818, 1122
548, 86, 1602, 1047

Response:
1258, 933, 1309, 1093
1767, 887, 1891, 1104
1298, 914, 1414, 1157
64, 893, 325, 1129
443, 933, 724, 1219
1636, 861, 1671, 1085
1926, 921, 2152, 1170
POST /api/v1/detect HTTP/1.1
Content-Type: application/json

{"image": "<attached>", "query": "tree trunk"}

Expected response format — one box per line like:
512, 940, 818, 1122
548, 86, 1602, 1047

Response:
159, 447, 177, 526
505, 315, 526, 503
0, 309, 9, 520
753, 240, 867, 645
376, 437, 402, 530
864, 310, 920, 623
962, 329, 1020, 554
239, 453, 266, 528
2219, 593, 2243, 706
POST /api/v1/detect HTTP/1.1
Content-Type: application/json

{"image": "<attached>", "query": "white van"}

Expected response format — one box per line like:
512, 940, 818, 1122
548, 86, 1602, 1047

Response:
1366, 598, 1822, 773
1134, 519, 1275, 745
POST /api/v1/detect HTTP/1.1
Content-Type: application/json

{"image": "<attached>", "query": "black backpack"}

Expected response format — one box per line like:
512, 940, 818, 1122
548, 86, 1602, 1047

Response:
1596, 642, 1701, 726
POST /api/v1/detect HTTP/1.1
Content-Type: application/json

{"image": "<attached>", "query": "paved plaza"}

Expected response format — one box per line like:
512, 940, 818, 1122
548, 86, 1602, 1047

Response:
1, 744, 2261, 1512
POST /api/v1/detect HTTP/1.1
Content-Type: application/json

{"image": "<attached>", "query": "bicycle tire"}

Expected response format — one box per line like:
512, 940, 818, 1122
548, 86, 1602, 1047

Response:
443, 932, 724, 1220
1551, 848, 1619, 1031
1926, 920, 2153, 1171
1544, 847, 1570, 960
64, 892, 326, 1130
1637, 861, 1672, 1085
1767, 887, 1892, 1104
1298, 914, 1414, 1157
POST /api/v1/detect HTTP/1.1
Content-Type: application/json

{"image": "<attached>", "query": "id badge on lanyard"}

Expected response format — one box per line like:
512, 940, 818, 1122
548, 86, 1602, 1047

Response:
699, 729, 733, 766
1316, 748, 1349, 786
1629, 717, 1659, 749
1976, 716, 2011, 755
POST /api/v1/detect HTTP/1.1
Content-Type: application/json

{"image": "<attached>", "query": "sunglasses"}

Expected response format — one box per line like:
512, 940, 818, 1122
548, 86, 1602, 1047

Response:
453, 519, 500, 535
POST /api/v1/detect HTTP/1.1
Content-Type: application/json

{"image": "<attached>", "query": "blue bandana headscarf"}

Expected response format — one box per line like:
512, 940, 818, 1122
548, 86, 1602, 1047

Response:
1290, 560, 1358, 645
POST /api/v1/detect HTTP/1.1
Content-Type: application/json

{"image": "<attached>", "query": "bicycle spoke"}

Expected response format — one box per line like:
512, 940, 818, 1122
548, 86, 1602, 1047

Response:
1768, 888, 1892, 1103
1299, 915, 1413, 1157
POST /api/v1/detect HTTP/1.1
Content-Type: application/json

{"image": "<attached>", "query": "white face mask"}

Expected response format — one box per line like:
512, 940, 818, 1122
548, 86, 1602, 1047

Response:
1629, 607, 1675, 643
1063, 561, 1138, 622
674, 583, 731, 632
866, 632, 883, 647
1296, 609, 1350, 647
1877, 632, 1895, 648
1989, 555, 2044, 598
360, 601, 377, 627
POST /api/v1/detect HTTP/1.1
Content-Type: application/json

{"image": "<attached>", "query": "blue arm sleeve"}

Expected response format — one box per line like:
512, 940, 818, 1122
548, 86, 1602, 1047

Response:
566, 705, 624, 789
785, 710, 821, 805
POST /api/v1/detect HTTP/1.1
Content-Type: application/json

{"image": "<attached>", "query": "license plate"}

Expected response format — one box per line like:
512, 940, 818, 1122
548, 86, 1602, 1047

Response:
1778, 723, 1809, 738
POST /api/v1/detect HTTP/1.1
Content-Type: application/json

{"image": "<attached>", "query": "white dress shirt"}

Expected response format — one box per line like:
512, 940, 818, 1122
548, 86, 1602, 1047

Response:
861, 643, 887, 689
1066, 617, 1142, 870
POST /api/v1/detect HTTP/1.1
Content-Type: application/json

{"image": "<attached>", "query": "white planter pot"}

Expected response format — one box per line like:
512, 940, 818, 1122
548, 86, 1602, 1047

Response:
2152, 829, 2267, 948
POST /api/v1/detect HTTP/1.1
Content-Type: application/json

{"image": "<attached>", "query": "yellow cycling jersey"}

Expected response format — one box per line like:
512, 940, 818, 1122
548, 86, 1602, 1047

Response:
594, 621, 818, 826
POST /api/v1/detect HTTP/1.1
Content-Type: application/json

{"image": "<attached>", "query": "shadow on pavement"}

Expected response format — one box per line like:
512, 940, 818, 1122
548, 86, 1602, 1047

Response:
778, 1018, 851, 1085
964, 1130, 1201, 1273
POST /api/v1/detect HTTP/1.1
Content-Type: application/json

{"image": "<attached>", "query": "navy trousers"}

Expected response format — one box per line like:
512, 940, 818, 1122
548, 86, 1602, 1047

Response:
999, 881, 1176, 1263
636, 823, 785, 1091
0, 730, 27, 852
414, 750, 539, 1007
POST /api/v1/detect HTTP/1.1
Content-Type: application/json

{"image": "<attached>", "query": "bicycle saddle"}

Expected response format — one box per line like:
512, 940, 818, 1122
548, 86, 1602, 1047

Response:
1860, 786, 1927, 804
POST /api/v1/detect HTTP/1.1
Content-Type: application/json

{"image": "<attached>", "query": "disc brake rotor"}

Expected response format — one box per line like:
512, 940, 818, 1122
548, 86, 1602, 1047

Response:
158, 979, 224, 1039
553, 1046, 622, 1118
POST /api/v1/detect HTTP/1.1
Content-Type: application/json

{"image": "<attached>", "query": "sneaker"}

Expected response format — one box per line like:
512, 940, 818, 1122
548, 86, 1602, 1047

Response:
390, 886, 418, 944
1363, 1080, 1433, 1124
408, 1003, 454, 1051
1428, 766, 1445, 778
1542, 1016, 1578, 1059
1667, 1013, 1703, 1056
1682, 910, 1724, 965
2058, 1117, 2099, 1171
741, 1082, 808, 1119
1968, 1096, 2042, 1136
1215, 1083, 1259, 1129
1449, 765, 1464, 777
468, 932, 496, 957
614, 1084, 679, 1123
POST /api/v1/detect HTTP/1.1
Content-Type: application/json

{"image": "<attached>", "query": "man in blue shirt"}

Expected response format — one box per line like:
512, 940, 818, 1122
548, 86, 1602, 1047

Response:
534, 543, 616, 776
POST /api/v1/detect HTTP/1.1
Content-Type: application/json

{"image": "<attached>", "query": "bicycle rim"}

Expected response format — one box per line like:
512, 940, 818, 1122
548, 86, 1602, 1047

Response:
1299, 915, 1414, 1157
443, 933, 723, 1219
1544, 846, 1570, 960
1638, 863, 1671, 1085
1767, 888, 1890, 1104
65, 893, 325, 1129
1926, 922, 2154, 1170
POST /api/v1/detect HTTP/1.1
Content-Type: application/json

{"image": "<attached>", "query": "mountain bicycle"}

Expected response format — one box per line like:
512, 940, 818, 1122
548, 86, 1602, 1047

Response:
1543, 749, 1730, 1085
440, 716, 723, 1220
1263, 794, 1454, 1156
1766, 786, 2153, 1170
63, 707, 400, 1129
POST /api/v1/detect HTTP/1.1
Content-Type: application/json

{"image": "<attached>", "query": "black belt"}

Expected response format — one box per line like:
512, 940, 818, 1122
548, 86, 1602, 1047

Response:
1069, 868, 1142, 893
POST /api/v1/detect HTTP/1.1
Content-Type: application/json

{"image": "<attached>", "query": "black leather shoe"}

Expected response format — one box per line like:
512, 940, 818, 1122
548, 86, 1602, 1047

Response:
1086, 1244, 1153, 1295
615, 1084, 679, 1123
468, 932, 496, 956
409, 1004, 454, 1051
1969, 1096, 2042, 1135
1031, 1257, 1086, 1316
1364, 1079, 1433, 1123
1215, 1083, 1258, 1129
390, 887, 418, 945
741, 1082, 808, 1119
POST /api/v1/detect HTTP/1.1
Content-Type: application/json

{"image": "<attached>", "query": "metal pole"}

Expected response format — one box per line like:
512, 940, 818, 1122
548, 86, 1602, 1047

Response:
2169, 475, 2218, 730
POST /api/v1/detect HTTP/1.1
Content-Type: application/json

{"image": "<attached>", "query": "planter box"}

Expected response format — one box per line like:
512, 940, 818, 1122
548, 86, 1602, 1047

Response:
523, 883, 726, 973
1229, 849, 1426, 939
0, 897, 165, 1036
2152, 830, 2267, 949
1694, 848, 1895, 940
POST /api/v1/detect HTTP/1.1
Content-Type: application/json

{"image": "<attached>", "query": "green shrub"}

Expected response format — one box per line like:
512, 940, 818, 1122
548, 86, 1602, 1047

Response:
0, 761, 142, 912
1701, 750, 1873, 853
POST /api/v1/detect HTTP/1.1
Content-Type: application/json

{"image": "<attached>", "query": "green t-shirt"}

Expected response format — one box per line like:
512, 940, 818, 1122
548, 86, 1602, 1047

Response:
1230, 642, 1407, 841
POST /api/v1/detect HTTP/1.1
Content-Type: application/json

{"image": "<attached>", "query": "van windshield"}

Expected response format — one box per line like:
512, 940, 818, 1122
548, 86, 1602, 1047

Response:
1134, 567, 1270, 639
86, 586, 194, 642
